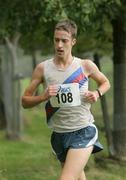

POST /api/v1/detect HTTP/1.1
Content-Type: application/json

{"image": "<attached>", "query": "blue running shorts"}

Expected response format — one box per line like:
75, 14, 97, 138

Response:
51, 124, 103, 162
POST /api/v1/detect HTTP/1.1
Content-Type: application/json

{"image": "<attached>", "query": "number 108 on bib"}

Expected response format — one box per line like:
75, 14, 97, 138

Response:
50, 83, 81, 107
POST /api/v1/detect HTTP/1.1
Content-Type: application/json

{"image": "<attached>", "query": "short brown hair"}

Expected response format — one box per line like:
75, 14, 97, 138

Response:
55, 19, 77, 39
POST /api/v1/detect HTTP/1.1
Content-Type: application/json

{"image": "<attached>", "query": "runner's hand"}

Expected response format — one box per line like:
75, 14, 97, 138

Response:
84, 90, 99, 103
43, 85, 58, 100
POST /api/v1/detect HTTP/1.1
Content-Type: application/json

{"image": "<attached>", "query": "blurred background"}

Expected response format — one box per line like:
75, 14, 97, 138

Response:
0, 0, 126, 179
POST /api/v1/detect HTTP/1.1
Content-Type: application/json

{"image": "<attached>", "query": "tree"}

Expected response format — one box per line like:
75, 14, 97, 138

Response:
0, 0, 66, 139
62, 0, 126, 160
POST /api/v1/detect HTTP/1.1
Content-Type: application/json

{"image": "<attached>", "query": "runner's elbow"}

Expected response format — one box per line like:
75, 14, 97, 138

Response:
21, 96, 29, 109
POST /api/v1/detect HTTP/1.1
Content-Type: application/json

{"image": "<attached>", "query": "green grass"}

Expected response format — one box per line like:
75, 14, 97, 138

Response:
0, 109, 60, 180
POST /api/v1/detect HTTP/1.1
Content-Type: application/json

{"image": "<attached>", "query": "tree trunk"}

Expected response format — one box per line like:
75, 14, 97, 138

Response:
0, 98, 6, 129
112, 19, 126, 160
94, 53, 114, 156
0, 46, 6, 129
2, 33, 22, 140
0, 51, 6, 128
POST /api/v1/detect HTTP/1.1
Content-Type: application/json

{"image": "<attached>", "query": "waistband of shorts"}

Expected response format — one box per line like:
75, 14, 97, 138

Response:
52, 123, 96, 134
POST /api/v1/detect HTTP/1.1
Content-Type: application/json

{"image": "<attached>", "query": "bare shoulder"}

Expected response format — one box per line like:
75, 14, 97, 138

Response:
34, 61, 45, 74
35, 62, 44, 72
81, 59, 99, 76
31, 61, 45, 82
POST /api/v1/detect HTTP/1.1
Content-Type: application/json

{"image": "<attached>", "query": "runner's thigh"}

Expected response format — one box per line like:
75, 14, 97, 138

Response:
60, 146, 93, 179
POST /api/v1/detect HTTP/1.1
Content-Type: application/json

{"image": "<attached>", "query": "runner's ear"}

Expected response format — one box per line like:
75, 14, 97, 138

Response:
72, 38, 76, 46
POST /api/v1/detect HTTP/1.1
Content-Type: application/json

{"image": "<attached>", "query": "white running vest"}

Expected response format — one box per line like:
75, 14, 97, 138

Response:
43, 57, 94, 133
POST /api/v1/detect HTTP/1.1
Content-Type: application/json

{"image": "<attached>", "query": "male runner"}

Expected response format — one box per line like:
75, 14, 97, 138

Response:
22, 19, 110, 180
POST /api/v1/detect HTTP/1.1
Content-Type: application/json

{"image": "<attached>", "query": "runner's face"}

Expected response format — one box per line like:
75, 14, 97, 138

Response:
54, 30, 76, 59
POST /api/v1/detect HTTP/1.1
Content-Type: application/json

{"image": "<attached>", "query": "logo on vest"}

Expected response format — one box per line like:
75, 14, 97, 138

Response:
58, 86, 71, 93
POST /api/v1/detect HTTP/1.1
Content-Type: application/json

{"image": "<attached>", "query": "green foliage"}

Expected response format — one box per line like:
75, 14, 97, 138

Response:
61, 0, 126, 33
19, 0, 67, 53
58, 0, 126, 56
0, 1, 122, 50
0, 0, 66, 35
0, 0, 67, 51
0, 0, 122, 38
0, 0, 126, 57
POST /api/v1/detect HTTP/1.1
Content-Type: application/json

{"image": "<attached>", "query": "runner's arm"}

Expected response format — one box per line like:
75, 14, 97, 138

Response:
82, 59, 110, 102
22, 62, 58, 108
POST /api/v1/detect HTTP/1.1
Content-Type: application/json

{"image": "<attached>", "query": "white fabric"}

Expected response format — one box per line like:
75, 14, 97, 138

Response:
50, 83, 81, 107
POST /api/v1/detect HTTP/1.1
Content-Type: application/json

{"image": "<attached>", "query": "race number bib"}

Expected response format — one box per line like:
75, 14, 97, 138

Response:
50, 83, 81, 107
